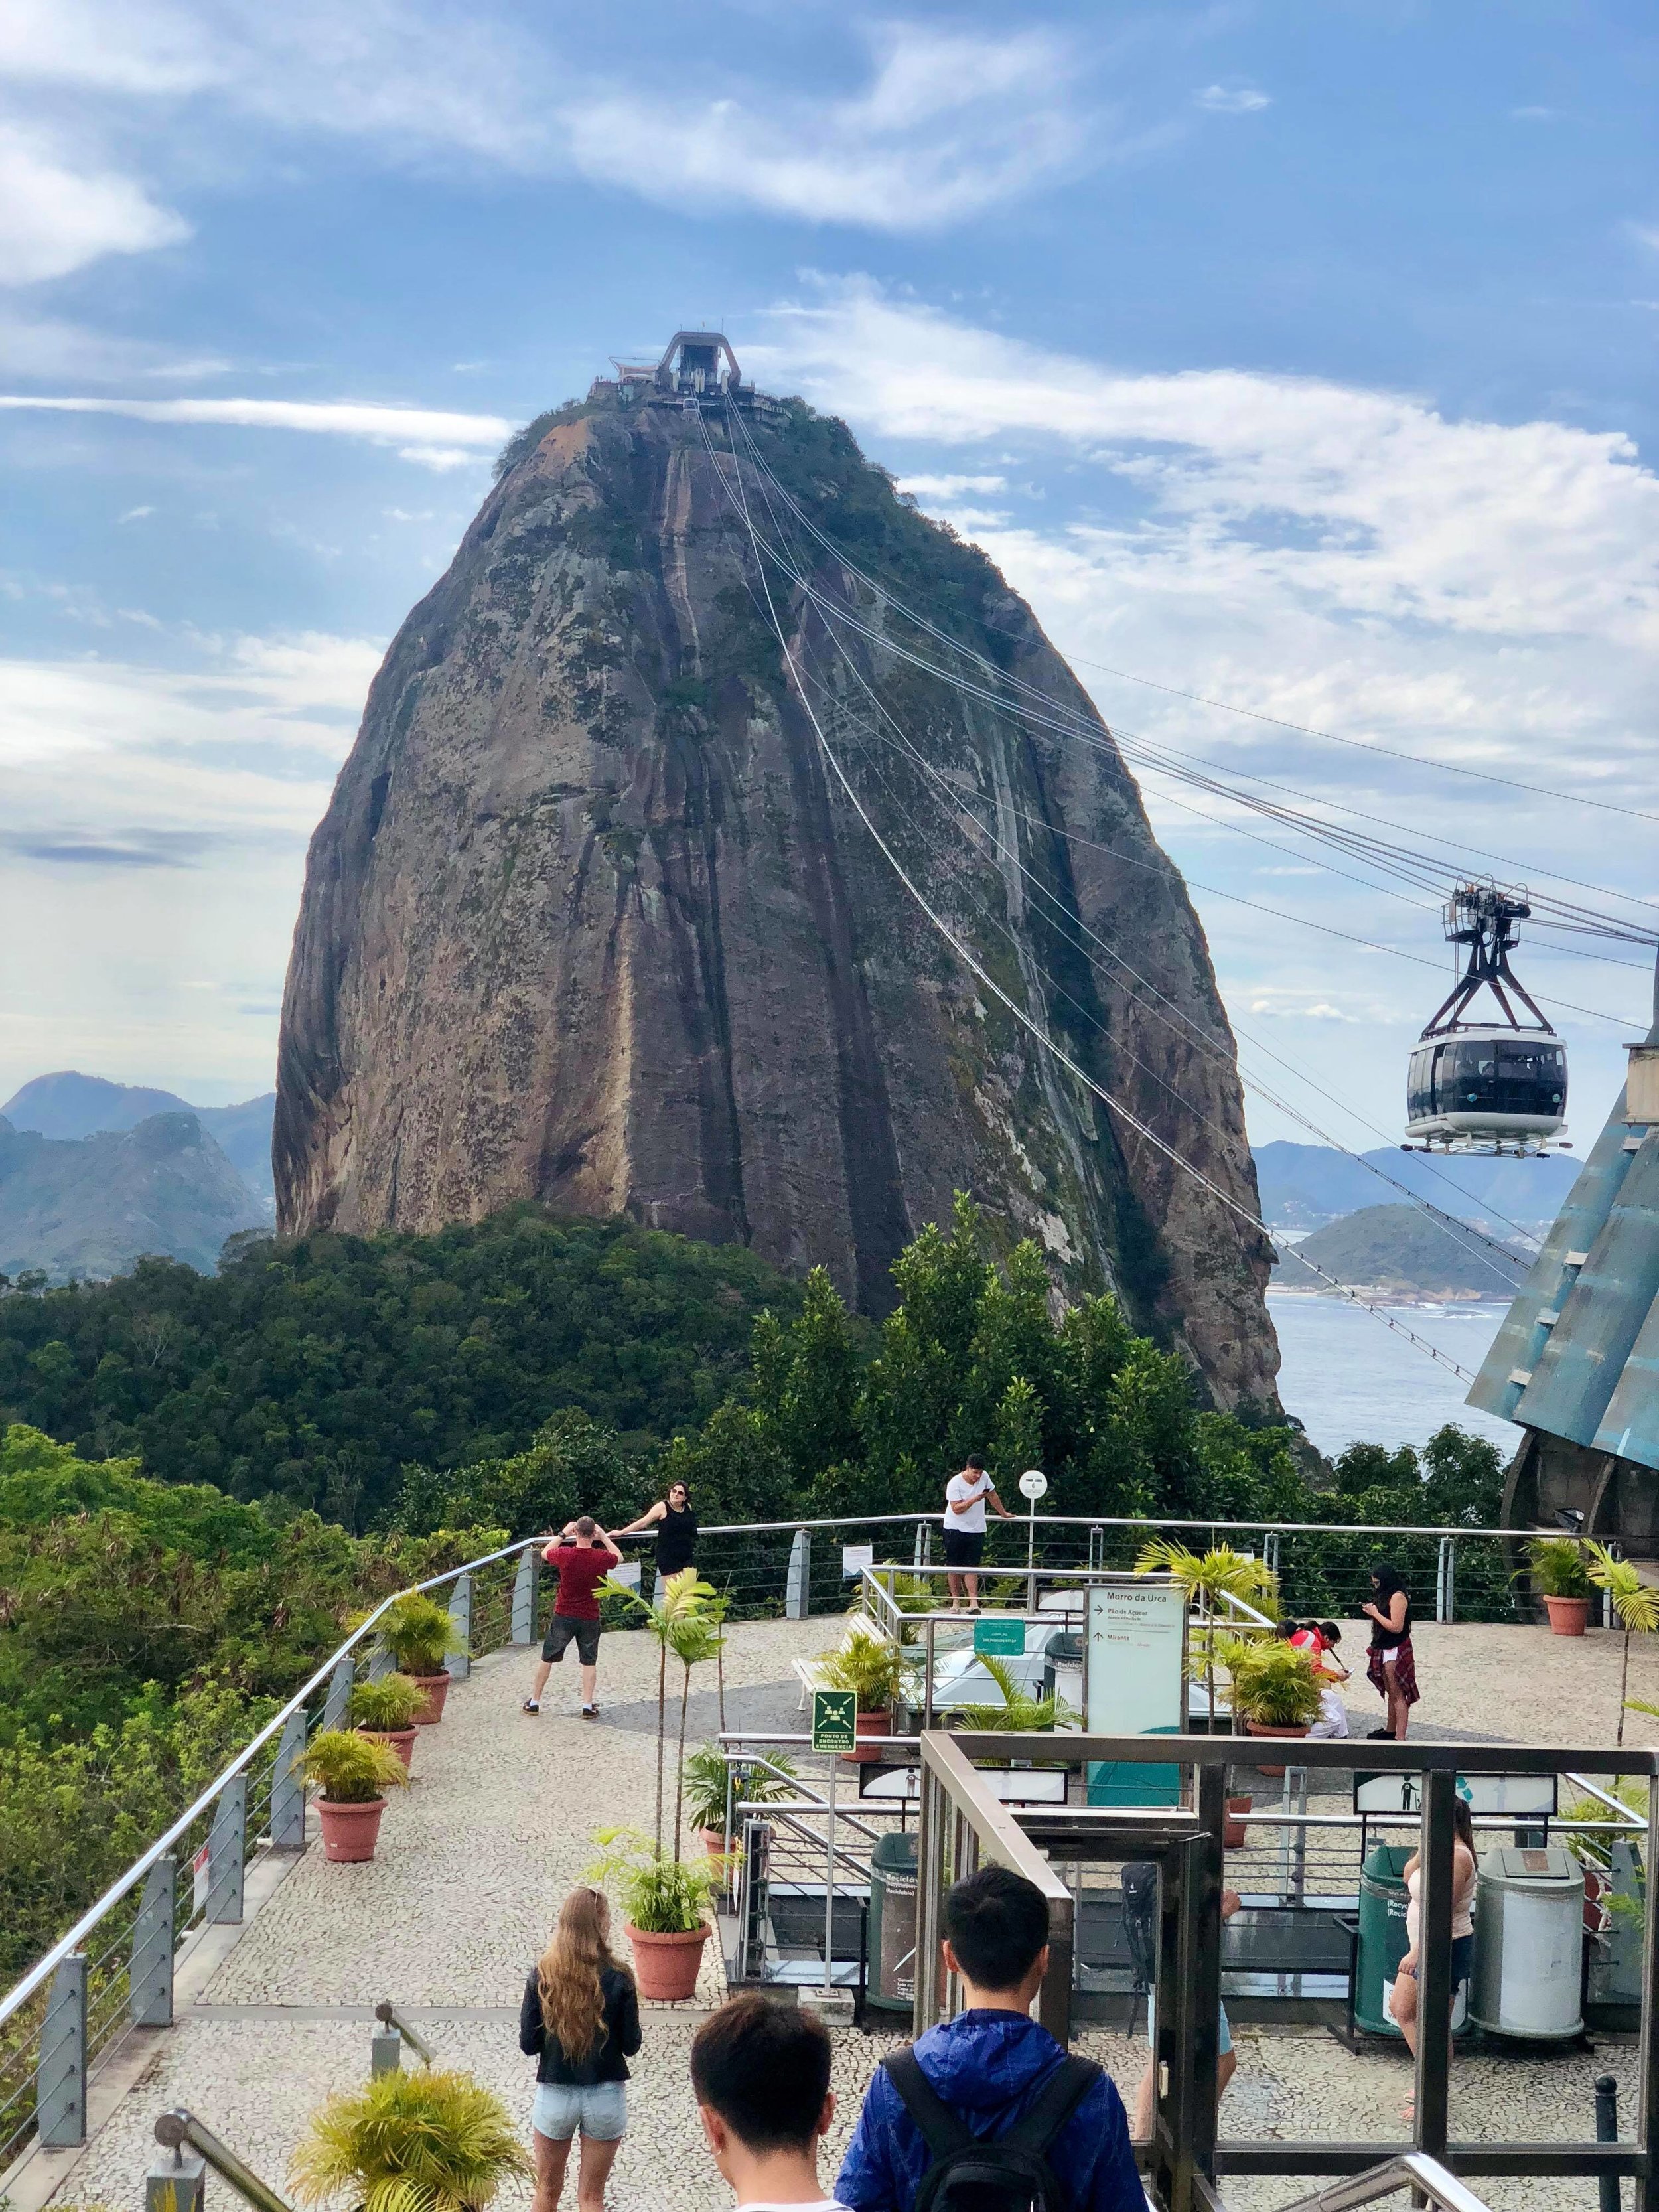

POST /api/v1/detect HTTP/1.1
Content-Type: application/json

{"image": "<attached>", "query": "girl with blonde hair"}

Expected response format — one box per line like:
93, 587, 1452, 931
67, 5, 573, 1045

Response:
520, 1887, 640, 2212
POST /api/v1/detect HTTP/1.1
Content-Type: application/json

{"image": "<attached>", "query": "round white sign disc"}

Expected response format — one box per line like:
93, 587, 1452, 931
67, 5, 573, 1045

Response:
1018, 1467, 1048, 1501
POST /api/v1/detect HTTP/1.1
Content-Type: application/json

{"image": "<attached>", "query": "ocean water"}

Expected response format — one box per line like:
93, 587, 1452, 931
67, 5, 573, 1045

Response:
1266, 1290, 1517, 1461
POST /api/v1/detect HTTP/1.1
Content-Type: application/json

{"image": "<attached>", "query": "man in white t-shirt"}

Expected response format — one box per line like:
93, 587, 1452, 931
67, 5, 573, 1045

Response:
691, 1996, 849, 2210
942, 1453, 1013, 1612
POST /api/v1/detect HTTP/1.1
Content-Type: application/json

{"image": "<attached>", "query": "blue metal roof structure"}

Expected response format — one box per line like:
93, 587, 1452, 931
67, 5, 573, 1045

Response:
1468, 1083, 1659, 1471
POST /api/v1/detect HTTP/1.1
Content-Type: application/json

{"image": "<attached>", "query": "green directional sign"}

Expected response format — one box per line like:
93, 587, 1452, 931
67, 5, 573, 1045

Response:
974, 1617, 1026, 1656
812, 1688, 858, 1753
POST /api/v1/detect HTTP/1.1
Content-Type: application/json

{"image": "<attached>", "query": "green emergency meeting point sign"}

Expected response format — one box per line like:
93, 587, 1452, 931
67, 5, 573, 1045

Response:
974, 1617, 1026, 1656
812, 1688, 858, 1753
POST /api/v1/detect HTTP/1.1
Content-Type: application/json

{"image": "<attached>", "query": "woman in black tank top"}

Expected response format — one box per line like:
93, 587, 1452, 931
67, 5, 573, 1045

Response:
1362, 1563, 1419, 1741
616, 1481, 699, 1579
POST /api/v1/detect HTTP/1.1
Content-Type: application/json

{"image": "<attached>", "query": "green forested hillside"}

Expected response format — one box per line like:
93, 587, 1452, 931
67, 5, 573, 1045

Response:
0, 1204, 804, 1526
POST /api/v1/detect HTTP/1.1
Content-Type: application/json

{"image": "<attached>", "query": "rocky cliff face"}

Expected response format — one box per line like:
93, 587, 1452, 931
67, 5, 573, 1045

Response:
275, 384, 1278, 1406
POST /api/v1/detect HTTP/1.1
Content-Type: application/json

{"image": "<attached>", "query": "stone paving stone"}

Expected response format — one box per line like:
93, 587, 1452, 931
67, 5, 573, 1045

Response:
42, 1607, 1659, 2212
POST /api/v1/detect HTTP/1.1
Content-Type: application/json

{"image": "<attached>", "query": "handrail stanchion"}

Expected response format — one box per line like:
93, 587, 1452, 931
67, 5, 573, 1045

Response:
321, 1654, 355, 1732
36, 1953, 86, 2147
511, 1549, 539, 1645
786, 1528, 811, 1619
447, 1573, 472, 1680
153, 2109, 297, 2212
205, 1776, 246, 1925
269, 1710, 308, 1852
147, 2119, 206, 2212
131, 1858, 177, 2028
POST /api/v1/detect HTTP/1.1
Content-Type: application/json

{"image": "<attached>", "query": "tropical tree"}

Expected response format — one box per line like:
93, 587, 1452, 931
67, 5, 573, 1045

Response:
1135, 1538, 1279, 1725
1587, 1544, 1659, 1744
602, 1565, 721, 1854
951, 1652, 1076, 1733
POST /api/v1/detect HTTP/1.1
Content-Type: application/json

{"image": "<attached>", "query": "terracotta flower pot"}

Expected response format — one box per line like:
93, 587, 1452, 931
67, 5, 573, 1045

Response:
843, 1708, 893, 1763
699, 1827, 728, 1862
1224, 1794, 1253, 1850
626, 1921, 710, 2002
317, 1796, 388, 1862
1543, 1594, 1590, 1637
360, 1726, 416, 1771
1244, 1718, 1309, 1779
409, 1672, 451, 1725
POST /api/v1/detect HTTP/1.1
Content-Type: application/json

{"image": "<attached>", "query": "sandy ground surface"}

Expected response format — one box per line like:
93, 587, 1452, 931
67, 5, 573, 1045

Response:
27, 1609, 1659, 2212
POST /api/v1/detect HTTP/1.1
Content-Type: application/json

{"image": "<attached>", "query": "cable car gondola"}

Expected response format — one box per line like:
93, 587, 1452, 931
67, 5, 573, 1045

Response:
1404, 882, 1568, 1155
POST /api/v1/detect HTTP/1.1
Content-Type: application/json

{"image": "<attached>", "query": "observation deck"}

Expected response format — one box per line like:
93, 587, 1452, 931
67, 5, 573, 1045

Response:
7, 1512, 1659, 2212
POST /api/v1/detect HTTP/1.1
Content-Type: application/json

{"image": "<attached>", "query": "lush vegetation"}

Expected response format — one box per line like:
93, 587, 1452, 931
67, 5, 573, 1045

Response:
0, 1424, 495, 1978
0, 1205, 802, 1527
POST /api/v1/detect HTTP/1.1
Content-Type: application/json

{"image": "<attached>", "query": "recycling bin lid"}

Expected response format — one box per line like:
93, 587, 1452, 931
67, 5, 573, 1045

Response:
871, 1830, 918, 1870
1481, 1845, 1580, 1888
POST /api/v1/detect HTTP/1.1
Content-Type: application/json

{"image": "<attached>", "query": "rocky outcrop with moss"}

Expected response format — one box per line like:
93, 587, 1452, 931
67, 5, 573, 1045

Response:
275, 386, 1277, 1405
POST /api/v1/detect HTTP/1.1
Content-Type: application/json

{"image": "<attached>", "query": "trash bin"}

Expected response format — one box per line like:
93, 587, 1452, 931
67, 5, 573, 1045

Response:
1469, 1846, 1585, 2039
1354, 1842, 1474, 2039
1354, 1842, 1413, 2037
866, 1830, 918, 2012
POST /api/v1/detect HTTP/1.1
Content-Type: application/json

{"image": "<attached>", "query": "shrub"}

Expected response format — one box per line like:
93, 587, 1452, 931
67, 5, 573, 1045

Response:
587, 1826, 721, 1933
821, 1625, 904, 1711
1524, 1536, 1592, 1600
348, 1674, 428, 1732
297, 1729, 410, 1805
681, 1743, 798, 1838
291, 2065, 531, 2212
378, 1593, 462, 1677
1222, 1637, 1323, 1728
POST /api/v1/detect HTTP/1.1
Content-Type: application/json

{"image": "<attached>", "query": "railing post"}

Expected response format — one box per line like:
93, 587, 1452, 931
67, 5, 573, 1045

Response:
322, 1654, 356, 1730
1088, 1523, 1104, 1573
269, 1708, 308, 1852
912, 1521, 926, 1569
1264, 1530, 1281, 1582
131, 1856, 177, 2027
447, 1574, 472, 1680
1596, 2071, 1620, 2212
371, 2023, 403, 2075
205, 1775, 246, 1924
1415, 1767, 1456, 2162
147, 2138, 206, 2212
36, 1951, 86, 2146
511, 1550, 539, 1645
367, 1638, 394, 1682
786, 1529, 812, 1619
1435, 1536, 1454, 1624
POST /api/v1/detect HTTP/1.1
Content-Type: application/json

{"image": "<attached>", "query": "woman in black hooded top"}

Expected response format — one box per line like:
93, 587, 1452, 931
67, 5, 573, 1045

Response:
1361, 1563, 1420, 1740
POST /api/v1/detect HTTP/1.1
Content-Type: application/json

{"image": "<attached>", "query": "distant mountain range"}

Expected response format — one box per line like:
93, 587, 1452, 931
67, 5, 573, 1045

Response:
1252, 1139, 1579, 1232
0, 1073, 276, 1284
1273, 1203, 1534, 1301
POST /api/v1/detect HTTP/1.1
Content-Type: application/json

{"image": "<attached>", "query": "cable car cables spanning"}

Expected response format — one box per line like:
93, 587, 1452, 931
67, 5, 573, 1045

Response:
696, 409, 1490, 1380
707, 409, 1536, 1275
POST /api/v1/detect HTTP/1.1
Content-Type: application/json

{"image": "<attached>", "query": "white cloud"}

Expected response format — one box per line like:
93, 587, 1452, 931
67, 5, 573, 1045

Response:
1194, 85, 1271, 115
897, 473, 1009, 498
117, 505, 155, 522
559, 25, 1084, 229
0, 125, 186, 283
0, 392, 510, 453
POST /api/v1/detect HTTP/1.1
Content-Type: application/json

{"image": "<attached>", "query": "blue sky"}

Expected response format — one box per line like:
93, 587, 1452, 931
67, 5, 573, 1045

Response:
1, 0, 1656, 1172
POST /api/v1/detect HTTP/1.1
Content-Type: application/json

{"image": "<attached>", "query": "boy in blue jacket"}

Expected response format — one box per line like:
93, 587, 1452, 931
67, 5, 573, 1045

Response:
837, 1864, 1144, 2212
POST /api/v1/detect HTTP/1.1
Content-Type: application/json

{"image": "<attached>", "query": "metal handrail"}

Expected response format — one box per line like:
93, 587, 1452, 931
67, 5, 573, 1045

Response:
0, 1535, 538, 2031
374, 2000, 434, 2064
154, 2109, 296, 2212
1273, 2152, 1494, 2211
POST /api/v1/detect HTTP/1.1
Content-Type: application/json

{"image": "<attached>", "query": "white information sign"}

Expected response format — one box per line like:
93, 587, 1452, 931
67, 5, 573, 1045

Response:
857, 1763, 1068, 1805
1084, 1580, 1187, 1736
1354, 1771, 1557, 1817
1018, 1468, 1049, 1501
842, 1544, 875, 1579
607, 1561, 642, 1590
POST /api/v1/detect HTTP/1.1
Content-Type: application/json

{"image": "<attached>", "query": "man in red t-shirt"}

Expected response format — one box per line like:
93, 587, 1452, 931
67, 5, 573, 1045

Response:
523, 1515, 621, 1719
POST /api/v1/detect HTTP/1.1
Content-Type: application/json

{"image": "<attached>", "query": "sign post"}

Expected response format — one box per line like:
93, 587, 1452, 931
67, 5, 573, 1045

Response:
1018, 1468, 1048, 1606
811, 1692, 857, 1997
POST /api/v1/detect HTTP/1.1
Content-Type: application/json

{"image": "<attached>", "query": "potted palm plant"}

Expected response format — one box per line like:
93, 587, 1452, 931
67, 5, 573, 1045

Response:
682, 1743, 799, 1858
1221, 1637, 1323, 1777
348, 1672, 427, 1771
588, 1826, 723, 2000
1524, 1536, 1593, 1636
377, 1591, 465, 1724
291, 2063, 530, 2212
297, 1728, 409, 1861
949, 1653, 1076, 1733
1587, 1543, 1659, 1743
822, 1624, 905, 1759
1135, 1537, 1279, 1730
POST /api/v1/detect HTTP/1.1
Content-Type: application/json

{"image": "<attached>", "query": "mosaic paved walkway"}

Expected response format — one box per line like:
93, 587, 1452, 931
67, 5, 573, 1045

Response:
31, 1613, 1659, 2212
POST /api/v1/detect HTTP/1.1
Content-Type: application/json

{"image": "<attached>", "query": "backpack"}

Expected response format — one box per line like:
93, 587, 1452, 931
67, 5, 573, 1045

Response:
1119, 1860, 1159, 2035
883, 2044, 1103, 2212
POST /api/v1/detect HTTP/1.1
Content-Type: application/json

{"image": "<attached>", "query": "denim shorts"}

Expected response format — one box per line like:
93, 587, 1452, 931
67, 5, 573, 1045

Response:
1145, 1991, 1232, 2058
531, 2080, 626, 2142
